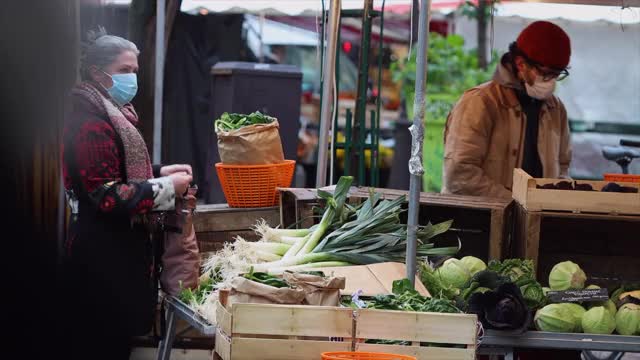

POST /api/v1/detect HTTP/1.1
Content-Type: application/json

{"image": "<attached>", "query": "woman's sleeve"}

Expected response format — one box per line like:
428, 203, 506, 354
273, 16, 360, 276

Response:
71, 119, 175, 215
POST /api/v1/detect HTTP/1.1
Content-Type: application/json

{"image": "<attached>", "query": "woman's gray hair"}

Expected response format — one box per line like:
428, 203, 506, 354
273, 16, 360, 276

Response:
80, 27, 140, 80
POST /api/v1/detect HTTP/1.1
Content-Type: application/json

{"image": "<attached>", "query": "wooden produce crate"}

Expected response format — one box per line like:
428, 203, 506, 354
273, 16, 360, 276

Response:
513, 168, 640, 215
513, 203, 640, 288
214, 302, 478, 360
279, 187, 514, 261
512, 169, 640, 287
194, 204, 279, 253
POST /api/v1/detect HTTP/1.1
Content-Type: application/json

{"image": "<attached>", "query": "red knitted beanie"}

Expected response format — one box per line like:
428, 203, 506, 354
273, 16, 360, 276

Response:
516, 21, 571, 70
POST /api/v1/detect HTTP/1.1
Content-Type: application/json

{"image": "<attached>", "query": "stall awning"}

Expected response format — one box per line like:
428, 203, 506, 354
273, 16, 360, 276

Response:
178, 0, 640, 16
179, 0, 471, 16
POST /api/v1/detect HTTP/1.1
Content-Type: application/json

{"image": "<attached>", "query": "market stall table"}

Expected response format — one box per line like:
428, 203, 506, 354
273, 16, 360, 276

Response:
479, 330, 640, 360
157, 296, 216, 360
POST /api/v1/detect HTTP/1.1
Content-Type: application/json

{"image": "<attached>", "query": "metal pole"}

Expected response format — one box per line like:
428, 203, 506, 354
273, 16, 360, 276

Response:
406, 0, 431, 287
350, 0, 374, 185
316, 0, 341, 188
152, 0, 166, 164
259, 12, 265, 63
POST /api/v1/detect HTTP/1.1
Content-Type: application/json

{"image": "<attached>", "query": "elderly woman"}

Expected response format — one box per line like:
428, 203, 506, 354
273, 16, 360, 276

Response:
59, 29, 193, 359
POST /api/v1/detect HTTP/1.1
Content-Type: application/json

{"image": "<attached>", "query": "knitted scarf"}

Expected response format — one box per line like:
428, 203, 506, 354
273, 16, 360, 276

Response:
72, 82, 153, 182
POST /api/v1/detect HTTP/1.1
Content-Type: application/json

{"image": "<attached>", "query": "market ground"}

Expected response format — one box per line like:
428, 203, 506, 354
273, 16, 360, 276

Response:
130, 348, 640, 359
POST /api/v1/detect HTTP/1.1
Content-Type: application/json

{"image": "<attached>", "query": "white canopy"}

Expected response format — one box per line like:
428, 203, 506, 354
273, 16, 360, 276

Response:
178, 0, 640, 16
180, 0, 463, 15
244, 14, 319, 46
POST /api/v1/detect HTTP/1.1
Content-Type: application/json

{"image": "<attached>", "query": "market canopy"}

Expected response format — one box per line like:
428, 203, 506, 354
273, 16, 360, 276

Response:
178, 0, 640, 15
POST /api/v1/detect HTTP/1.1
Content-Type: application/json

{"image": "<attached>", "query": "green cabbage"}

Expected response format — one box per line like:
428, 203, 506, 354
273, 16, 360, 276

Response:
535, 304, 579, 333
557, 303, 587, 332
582, 306, 616, 334
488, 259, 535, 284
460, 256, 487, 276
584, 285, 617, 316
521, 282, 546, 309
615, 303, 640, 336
434, 258, 471, 289
419, 262, 460, 300
588, 299, 617, 316
549, 261, 587, 290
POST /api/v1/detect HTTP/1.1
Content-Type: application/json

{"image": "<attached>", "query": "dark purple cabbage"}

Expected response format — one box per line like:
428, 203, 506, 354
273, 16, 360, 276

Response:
467, 283, 532, 333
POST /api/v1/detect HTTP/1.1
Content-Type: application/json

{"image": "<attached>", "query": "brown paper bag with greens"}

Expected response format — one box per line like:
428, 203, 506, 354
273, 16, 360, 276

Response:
227, 277, 305, 307
283, 272, 346, 306
216, 121, 285, 165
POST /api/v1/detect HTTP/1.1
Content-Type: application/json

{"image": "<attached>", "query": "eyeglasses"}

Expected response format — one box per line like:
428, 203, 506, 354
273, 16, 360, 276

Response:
531, 63, 570, 81
522, 56, 570, 81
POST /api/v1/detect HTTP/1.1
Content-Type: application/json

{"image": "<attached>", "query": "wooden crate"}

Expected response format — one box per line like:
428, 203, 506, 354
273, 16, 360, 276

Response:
215, 302, 477, 360
513, 202, 640, 288
513, 168, 640, 215
279, 187, 514, 261
194, 204, 279, 253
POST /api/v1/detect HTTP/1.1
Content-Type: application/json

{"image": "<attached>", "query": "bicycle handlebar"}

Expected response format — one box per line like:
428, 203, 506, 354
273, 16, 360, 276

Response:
620, 139, 640, 148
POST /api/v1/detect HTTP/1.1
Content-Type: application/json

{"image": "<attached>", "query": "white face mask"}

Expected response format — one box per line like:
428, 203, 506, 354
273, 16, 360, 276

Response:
525, 76, 556, 100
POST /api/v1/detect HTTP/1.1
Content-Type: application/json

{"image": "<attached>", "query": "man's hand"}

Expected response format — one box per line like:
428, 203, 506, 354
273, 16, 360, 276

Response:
160, 164, 192, 177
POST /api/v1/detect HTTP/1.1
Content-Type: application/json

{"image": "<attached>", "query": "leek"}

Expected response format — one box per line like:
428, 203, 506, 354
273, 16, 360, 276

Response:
254, 220, 311, 242
249, 188, 459, 273
296, 176, 353, 255
255, 251, 282, 262
247, 242, 291, 256
267, 261, 351, 275
282, 235, 309, 259
277, 236, 302, 245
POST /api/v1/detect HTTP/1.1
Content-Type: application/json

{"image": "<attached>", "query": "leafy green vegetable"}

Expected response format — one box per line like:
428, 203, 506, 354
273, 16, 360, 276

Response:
214, 111, 276, 132
419, 262, 460, 300
243, 267, 290, 288
179, 276, 215, 305
487, 259, 536, 284
521, 282, 546, 309
347, 279, 462, 314
474, 260, 545, 310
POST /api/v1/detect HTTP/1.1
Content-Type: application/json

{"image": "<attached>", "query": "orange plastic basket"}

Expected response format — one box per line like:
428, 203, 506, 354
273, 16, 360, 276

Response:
321, 352, 416, 360
603, 173, 640, 183
215, 160, 295, 208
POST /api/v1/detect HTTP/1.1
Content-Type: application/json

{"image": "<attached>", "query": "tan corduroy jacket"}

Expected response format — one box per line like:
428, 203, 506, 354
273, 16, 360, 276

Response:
442, 60, 572, 199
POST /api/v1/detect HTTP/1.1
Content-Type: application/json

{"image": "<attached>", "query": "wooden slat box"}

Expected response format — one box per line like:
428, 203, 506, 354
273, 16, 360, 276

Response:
513, 202, 640, 288
194, 204, 280, 253
279, 187, 514, 261
513, 168, 640, 215
215, 302, 478, 360
512, 169, 640, 287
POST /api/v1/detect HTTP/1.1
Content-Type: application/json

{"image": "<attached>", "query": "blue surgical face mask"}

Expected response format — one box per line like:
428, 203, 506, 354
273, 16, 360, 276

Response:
101, 70, 138, 106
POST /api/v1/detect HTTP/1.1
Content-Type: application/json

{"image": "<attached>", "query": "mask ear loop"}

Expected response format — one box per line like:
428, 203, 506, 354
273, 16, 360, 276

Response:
96, 68, 114, 92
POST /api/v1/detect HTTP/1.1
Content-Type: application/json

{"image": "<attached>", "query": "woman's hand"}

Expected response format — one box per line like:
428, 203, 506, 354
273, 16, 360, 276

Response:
169, 172, 193, 197
160, 164, 192, 177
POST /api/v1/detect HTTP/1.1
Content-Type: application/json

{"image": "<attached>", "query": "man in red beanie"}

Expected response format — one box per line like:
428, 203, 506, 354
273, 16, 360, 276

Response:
442, 21, 572, 198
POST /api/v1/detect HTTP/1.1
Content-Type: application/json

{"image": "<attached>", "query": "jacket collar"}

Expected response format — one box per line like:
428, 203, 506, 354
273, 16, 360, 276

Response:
492, 54, 557, 110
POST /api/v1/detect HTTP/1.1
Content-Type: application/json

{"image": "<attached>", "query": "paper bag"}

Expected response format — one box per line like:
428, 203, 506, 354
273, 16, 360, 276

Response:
283, 272, 346, 306
227, 277, 305, 307
216, 121, 285, 165
160, 187, 200, 296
